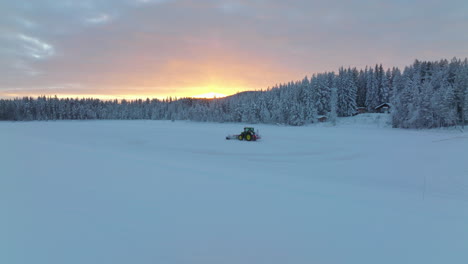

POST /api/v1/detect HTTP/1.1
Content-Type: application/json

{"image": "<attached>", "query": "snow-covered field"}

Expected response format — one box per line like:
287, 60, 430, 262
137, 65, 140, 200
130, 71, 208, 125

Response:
2, 114, 468, 264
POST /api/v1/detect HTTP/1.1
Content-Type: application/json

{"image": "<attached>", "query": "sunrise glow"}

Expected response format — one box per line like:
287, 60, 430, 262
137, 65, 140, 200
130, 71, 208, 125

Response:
192, 92, 227, 99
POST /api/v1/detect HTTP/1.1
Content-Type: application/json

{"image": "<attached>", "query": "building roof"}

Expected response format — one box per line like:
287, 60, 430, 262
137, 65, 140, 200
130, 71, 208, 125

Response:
374, 103, 392, 110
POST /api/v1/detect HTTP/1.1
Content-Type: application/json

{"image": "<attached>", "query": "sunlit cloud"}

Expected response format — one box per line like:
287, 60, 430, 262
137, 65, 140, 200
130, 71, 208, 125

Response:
133, 0, 171, 5
17, 34, 54, 59
85, 13, 111, 24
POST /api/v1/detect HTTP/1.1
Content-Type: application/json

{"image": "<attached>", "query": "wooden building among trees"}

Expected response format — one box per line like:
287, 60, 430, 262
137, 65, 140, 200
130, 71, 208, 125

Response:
375, 103, 391, 113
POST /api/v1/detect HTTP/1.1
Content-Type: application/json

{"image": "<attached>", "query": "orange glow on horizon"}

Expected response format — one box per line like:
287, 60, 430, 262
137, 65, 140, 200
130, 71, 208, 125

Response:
0, 89, 235, 101
0, 50, 300, 100
192, 92, 227, 99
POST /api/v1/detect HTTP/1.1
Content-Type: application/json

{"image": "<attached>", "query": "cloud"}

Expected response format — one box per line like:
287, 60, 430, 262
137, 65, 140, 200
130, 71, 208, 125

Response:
85, 13, 112, 24
17, 34, 54, 59
132, 0, 172, 6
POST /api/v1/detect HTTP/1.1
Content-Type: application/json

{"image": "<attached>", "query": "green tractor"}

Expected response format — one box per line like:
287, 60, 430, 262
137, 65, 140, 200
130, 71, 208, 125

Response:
226, 127, 261, 141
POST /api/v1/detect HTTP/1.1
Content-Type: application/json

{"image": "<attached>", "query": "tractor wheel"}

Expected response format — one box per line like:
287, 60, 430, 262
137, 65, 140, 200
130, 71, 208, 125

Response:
245, 133, 252, 141
238, 134, 243, 141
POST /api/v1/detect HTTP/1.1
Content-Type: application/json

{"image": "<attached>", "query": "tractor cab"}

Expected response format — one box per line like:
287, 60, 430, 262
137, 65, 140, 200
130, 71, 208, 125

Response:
244, 127, 255, 134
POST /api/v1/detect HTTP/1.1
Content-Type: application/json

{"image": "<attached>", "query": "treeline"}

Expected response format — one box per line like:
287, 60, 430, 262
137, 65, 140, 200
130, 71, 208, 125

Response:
1, 58, 467, 128
391, 59, 468, 128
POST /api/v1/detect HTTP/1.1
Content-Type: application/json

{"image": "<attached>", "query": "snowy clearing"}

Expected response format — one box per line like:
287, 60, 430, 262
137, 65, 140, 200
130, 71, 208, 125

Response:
2, 114, 468, 264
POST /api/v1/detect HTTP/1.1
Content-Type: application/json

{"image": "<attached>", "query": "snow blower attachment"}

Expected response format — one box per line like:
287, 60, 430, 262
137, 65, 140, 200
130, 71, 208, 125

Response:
226, 127, 261, 141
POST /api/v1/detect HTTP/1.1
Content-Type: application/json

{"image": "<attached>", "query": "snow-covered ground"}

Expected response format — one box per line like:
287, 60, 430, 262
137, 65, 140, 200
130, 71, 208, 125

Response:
2, 114, 468, 264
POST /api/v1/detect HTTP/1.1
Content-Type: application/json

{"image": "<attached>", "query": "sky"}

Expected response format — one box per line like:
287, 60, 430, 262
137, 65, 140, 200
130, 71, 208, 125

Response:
1, 0, 467, 99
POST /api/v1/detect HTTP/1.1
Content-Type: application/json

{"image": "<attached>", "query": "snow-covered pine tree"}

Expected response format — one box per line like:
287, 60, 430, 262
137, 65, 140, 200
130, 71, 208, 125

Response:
336, 68, 346, 117
356, 68, 367, 107
336, 68, 357, 117
298, 76, 316, 123
313, 73, 332, 116
329, 85, 338, 125
380, 69, 390, 104
344, 68, 357, 116
418, 77, 435, 128
454, 60, 468, 128
365, 68, 379, 112
440, 82, 457, 127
